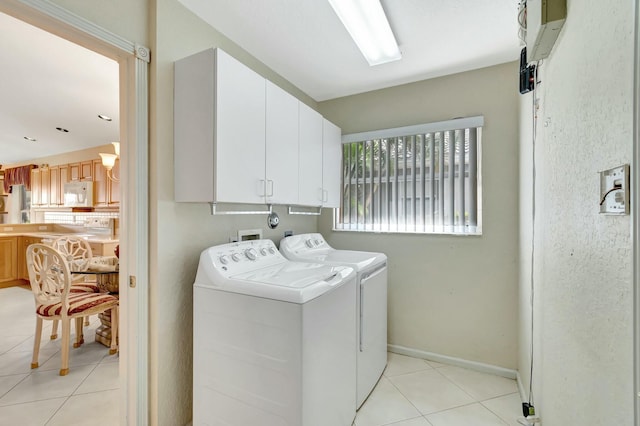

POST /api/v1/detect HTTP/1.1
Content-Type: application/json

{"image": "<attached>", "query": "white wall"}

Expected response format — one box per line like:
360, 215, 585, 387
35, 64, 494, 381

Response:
518, 0, 634, 423
318, 62, 520, 369
151, 1, 320, 424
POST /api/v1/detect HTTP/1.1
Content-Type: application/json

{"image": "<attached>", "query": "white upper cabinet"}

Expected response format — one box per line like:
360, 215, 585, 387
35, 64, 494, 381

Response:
174, 48, 266, 204
265, 81, 299, 204
175, 48, 343, 208
298, 102, 323, 206
322, 119, 342, 208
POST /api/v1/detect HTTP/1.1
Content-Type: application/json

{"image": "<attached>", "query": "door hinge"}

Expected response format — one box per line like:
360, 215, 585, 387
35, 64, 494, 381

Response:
129, 275, 136, 288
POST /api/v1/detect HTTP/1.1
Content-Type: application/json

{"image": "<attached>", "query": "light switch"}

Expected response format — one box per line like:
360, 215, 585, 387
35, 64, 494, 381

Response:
599, 164, 629, 215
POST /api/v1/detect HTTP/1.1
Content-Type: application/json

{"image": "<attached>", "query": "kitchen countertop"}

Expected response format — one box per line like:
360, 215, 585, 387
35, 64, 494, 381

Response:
0, 232, 119, 243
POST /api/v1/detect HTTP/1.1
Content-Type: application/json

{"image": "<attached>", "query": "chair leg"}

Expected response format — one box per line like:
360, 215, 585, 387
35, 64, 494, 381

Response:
50, 319, 58, 340
109, 307, 118, 356
73, 317, 84, 348
60, 320, 71, 376
84, 316, 90, 326
31, 317, 43, 369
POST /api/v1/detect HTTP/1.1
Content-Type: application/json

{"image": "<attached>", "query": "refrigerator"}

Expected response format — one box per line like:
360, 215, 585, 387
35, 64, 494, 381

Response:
6, 184, 30, 224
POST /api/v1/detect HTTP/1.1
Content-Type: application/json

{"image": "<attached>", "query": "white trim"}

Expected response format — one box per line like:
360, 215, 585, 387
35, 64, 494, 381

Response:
342, 116, 485, 143
387, 344, 517, 380
516, 371, 527, 402
17, 0, 136, 55
634, 0, 640, 423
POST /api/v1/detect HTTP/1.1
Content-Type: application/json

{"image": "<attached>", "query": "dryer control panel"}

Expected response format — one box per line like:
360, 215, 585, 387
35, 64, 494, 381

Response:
202, 239, 285, 277
280, 232, 330, 254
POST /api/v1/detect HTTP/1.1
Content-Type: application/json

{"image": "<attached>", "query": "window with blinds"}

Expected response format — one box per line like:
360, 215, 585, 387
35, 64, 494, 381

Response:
335, 116, 483, 235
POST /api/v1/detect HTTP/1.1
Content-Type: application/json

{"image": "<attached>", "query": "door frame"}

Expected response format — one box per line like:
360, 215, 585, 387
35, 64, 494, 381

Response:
0, 1, 150, 424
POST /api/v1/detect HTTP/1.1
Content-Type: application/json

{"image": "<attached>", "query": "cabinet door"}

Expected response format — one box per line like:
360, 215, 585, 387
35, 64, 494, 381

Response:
69, 163, 80, 181
215, 49, 266, 204
19, 237, 41, 280
31, 169, 42, 206
298, 103, 324, 206
322, 119, 342, 208
80, 161, 93, 181
59, 164, 69, 205
0, 237, 18, 283
92, 160, 108, 206
49, 166, 60, 206
108, 159, 120, 206
40, 168, 50, 206
265, 81, 298, 204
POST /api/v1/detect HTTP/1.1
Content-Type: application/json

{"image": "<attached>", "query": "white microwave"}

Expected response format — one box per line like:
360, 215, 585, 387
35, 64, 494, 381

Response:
63, 181, 94, 207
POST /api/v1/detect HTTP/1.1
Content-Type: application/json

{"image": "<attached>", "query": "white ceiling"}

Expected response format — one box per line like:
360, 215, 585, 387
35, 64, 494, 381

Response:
178, 0, 522, 101
0, 11, 119, 166
0, 1, 521, 165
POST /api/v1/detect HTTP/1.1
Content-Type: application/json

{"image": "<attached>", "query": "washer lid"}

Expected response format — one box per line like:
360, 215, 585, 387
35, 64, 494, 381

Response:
196, 260, 355, 303
288, 250, 386, 272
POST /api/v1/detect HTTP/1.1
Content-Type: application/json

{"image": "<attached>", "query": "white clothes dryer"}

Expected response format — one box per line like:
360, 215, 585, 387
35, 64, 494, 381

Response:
193, 239, 357, 426
279, 233, 387, 408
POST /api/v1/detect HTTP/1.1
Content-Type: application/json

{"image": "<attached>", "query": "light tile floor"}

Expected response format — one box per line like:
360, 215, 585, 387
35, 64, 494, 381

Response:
1, 286, 522, 426
355, 352, 522, 426
0, 286, 120, 426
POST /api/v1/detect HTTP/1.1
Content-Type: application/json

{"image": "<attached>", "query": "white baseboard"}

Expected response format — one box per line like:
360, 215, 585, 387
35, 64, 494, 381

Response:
388, 344, 519, 381
516, 371, 528, 401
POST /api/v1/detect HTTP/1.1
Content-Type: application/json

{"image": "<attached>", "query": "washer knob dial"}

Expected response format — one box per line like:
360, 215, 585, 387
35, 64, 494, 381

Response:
305, 239, 315, 248
260, 248, 268, 256
219, 255, 229, 265
268, 247, 276, 254
245, 248, 258, 260
314, 239, 321, 246
231, 253, 241, 262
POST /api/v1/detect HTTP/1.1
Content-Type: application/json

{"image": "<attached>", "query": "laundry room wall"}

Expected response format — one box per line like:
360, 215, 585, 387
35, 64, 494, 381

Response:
518, 0, 634, 424
317, 62, 520, 370
152, 0, 321, 424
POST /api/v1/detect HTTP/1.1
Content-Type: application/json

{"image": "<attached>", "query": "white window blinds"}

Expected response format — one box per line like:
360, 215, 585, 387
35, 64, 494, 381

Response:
335, 116, 483, 234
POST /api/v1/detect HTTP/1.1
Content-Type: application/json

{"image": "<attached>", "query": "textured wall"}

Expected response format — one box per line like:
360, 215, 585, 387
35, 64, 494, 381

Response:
519, 0, 634, 423
318, 62, 521, 369
151, 1, 320, 424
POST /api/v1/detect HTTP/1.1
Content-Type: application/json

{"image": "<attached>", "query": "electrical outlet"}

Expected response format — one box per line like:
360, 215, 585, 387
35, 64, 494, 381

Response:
599, 164, 630, 214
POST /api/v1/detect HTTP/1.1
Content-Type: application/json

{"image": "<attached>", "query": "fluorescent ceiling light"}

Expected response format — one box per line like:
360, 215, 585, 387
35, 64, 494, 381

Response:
328, 0, 401, 66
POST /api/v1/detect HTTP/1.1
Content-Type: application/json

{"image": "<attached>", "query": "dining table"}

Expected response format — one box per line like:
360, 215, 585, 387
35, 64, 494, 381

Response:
72, 267, 119, 347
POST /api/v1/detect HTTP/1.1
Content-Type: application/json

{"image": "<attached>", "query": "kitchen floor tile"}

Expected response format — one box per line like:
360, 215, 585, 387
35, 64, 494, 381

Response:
0, 346, 59, 376
384, 353, 432, 377
74, 361, 119, 394
425, 403, 508, 426
436, 366, 518, 401
481, 392, 523, 426
388, 369, 475, 415
0, 397, 66, 426
38, 340, 113, 372
47, 389, 119, 426
355, 377, 421, 426
0, 374, 27, 399
0, 364, 94, 406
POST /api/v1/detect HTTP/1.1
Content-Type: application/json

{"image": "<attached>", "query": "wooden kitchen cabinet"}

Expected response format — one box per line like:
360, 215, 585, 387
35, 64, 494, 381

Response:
70, 161, 93, 181
89, 241, 118, 257
31, 168, 42, 206
39, 167, 50, 206
49, 166, 60, 206
18, 236, 42, 280
108, 159, 120, 206
0, 237, 18, 283
92, 160, 108, 206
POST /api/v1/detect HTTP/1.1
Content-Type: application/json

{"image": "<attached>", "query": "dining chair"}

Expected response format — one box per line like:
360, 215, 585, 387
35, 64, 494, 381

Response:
26, 243, 119, 376
50, 235, 99, 339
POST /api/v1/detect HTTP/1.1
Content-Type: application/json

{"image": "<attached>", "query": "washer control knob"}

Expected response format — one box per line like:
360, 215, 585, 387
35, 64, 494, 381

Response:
260, 248, 268, 256
305, 239, 315, 248
219, 255, 229, 265
245, 248, 258, 260
314, 239, 321, 246
231, 253, 241, 262
268, 247, 276, 254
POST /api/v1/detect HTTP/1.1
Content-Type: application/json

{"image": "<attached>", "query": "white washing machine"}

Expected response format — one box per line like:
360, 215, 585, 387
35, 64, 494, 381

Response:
193, 239, 357, 426
279, 233, 387, 408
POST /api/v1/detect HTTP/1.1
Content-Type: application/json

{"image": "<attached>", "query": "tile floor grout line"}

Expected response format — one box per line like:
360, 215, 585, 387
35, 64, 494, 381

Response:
479, 392, 520, 426
0, 372, 30, 401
